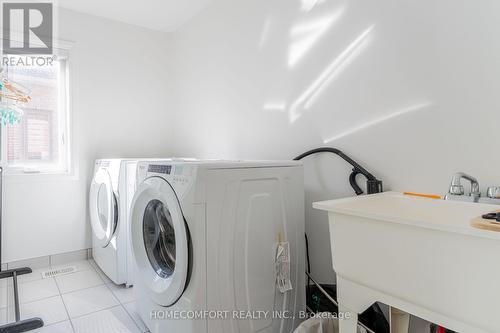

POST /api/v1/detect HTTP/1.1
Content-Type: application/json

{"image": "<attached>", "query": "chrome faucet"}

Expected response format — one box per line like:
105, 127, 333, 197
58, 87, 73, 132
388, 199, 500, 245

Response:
445, 172, 481, 202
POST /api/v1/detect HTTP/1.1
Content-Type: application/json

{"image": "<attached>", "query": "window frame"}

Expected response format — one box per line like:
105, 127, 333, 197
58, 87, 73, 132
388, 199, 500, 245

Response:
0, 45, 72, 176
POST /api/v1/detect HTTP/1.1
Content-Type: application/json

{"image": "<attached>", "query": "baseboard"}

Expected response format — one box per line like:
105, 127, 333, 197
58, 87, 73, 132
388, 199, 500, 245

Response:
5, 249, 91, 270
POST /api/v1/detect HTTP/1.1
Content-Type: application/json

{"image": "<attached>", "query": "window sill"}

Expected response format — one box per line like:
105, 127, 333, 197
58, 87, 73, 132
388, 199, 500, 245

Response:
2, 170, 79, 183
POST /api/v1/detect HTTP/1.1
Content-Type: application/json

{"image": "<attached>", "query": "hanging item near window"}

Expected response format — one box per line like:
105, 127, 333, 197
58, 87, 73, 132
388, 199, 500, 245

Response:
0, 104, 23, 125
0, 67, 31, 125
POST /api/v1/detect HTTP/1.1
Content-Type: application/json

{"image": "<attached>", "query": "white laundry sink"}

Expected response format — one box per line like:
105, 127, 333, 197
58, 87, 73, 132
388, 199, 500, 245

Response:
313, 191, 500, 333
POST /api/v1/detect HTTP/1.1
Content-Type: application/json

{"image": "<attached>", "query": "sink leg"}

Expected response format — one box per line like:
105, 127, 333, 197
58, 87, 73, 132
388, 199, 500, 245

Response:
339, 304, 358, 333
390, 307, 410, 333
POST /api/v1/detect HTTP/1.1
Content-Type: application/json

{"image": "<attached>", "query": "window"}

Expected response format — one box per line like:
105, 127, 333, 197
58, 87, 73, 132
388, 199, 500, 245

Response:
1, 53, 70, 174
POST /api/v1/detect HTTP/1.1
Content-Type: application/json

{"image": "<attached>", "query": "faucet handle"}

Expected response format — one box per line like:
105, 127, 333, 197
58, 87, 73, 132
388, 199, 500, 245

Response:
487, 186, 500, 199
449, 184, 465, 195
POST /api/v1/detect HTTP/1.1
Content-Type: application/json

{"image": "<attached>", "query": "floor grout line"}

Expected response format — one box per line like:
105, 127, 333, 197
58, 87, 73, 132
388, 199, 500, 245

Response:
3, 262, 95, 289
6, 293, 61, 308
4, 285, 12, 325
69, 304, 123, 321
59, 283, 107, 300
122, 302, 146, 333
62, 265, 125, 321
1, 277, 109, 310
53, 272, 76, 333
94, 267, 143, 332
120, 302, 143, 332
4, 277, 58, 311
102, 280, 123, 304
35, 318, 72, 330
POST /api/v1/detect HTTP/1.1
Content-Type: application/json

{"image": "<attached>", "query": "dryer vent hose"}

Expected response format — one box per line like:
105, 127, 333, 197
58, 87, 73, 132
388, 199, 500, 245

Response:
294, 147, 383, 195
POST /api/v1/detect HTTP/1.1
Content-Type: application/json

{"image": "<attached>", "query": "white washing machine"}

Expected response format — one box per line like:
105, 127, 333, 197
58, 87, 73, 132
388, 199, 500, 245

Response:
130, 160, 306, 333
89, 159, 141, 286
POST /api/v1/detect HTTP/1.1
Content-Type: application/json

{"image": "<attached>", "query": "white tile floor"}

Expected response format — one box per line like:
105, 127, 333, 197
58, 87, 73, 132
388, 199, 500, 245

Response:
0, 259, 149, 333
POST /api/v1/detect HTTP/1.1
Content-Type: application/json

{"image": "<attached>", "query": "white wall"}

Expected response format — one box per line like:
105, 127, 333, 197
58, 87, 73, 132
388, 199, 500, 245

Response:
3, 1, 499, 329
3, 9, 173, 263
169, 0, 500, 289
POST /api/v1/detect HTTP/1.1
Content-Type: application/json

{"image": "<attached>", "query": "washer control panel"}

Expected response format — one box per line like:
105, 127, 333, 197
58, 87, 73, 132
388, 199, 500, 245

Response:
138, 162, 196, 200
147, 164, 171, 175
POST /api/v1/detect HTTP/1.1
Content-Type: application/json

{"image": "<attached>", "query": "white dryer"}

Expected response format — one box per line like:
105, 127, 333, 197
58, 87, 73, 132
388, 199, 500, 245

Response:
130, 160, 305, 333
89, 159, 140, 286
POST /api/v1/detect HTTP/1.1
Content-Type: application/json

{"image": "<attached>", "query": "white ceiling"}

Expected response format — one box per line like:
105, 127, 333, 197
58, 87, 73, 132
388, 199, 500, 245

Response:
57, 0, 212, 32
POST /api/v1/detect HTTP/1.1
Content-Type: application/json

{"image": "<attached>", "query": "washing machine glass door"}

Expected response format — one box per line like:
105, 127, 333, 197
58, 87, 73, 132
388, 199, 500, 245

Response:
89, 169, 118, 247
131, 177, 189, 307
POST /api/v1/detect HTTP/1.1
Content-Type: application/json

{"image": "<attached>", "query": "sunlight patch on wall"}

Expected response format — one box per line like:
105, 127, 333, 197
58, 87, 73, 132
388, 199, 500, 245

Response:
289, 25, 374, 123
303, 26, 373, 109
288, 8, 345, 68
322, 102, 433, 143
263, 102, 287, 112
301, 0, 327, 12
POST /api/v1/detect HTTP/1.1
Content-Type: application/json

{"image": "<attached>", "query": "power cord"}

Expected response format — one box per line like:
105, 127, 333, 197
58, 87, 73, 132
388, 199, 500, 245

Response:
293, 147, 383, 195
296, 147, 383, 303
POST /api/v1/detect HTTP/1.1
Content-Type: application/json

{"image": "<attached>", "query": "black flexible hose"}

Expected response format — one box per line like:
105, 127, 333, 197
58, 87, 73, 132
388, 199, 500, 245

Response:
297, 147, 385, 329
305, 234, 311, 294
294, 147, 383, 195
349, 170, 364, 195
296, 147, 383, 288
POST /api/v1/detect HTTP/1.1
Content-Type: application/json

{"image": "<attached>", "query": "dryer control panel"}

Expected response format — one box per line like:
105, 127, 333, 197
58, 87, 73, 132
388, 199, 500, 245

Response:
94, 159, 121, 189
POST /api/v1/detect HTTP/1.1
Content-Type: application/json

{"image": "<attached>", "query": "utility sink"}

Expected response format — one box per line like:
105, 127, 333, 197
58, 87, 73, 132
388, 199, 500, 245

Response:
313, 191, 500, 333
314, 191, 500, 240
